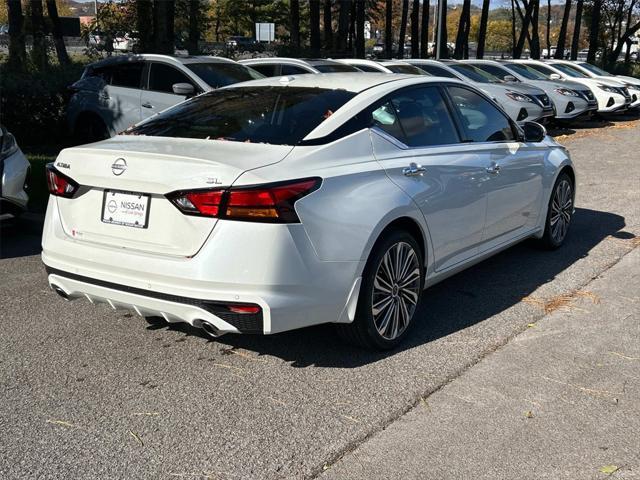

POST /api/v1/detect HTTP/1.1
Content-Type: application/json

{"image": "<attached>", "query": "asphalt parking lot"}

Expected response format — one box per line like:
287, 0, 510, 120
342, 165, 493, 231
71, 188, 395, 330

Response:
1, 116, 639, 479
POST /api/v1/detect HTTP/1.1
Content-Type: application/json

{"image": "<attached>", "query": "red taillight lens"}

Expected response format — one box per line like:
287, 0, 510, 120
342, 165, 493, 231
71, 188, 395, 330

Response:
46, 164, 78, 198
227, 305, 261, 314
167, 178, 321, 223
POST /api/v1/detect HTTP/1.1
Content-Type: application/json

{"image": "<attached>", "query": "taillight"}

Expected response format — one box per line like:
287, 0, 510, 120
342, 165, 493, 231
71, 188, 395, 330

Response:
46, 164, 78, 198
167, 177, 321, 223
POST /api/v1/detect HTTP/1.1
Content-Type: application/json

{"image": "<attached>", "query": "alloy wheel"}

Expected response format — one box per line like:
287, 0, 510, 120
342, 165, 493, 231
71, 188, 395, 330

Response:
550, 179, 573, 244
371, 241, 421, 340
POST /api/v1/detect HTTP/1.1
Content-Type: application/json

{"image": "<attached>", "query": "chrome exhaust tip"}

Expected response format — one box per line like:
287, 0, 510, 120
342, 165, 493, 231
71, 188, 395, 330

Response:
200, 321, 224, 338
51, 284, 70, 300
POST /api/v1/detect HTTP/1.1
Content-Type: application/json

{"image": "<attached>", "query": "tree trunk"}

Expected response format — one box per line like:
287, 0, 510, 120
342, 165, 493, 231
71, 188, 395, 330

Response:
530, 0, 540, 59
186, 0, 200, 55
336, 0, 351, 53
554, 0, 572, 59
570, 0, 583, 60
31, 0, 48, 70
510, 0, 517, 56
546, 0, 551, 57
514, 0, 534, 59
436, 0, 448, 58
420, 0, 429, 58
136, 0, 153, 52
310, 0, 321, 56
355, 0, 365, 58
290, 0, 301, 49
397, 0, 409, 58
153, 0, 175, 54
411, 0, 420, 58
454, 0, 470, 59
324, 0, 333, 51
476, 0, 489, 59
385, 0, 393, 59
45, 0, 70, 65
607, 20, 640, 67
7, 0, 27, 70
348, 0, 355, 52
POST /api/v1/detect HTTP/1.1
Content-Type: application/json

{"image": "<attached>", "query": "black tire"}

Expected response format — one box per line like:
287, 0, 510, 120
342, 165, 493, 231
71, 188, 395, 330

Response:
337, 229, 425, 350
75, 114, 109, 145
540, 171, 574, 250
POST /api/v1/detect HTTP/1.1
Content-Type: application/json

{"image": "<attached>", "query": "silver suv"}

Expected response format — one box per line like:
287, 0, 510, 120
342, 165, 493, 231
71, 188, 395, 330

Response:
67, 54, 263, 143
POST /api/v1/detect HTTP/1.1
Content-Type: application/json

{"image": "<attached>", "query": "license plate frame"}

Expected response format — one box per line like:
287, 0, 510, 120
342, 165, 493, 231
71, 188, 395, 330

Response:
101, 189, 151, 229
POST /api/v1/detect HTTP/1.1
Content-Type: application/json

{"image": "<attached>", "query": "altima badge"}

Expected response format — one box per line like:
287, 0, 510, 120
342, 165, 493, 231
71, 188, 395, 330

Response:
111, 158, 127, 176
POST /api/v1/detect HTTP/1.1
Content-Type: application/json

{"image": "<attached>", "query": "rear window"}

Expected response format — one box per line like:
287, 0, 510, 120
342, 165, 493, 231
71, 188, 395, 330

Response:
185, 63, 263, 89
314, 63, 360, 73
125, 86, 356, 145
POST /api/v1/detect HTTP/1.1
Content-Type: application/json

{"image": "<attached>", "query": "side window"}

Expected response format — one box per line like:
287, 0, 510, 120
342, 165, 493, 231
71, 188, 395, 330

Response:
371, 87, 460, 147
110, 62, 144, 89
250, 64, 280, 77
447, 86, 516, 142
148, 63, 195, 94
281, 64, 311, 75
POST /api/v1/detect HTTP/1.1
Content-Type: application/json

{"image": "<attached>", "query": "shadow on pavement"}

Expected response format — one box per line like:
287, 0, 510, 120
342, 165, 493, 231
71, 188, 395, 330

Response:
0, 216, 44, 259
161, 207, 631, 367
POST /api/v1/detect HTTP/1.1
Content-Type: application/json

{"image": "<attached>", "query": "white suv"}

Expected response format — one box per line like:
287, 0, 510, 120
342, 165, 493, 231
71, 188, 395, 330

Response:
67, 54, 263, 143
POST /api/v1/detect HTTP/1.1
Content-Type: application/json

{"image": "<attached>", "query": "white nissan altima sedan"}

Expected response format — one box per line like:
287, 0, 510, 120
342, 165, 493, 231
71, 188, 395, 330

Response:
42, 74, 575, 350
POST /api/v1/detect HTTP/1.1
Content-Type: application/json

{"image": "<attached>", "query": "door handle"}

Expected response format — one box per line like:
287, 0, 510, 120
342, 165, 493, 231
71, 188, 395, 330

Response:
141, 102, 153, 108
485, 163, 501, 175
402, 162, 426, 177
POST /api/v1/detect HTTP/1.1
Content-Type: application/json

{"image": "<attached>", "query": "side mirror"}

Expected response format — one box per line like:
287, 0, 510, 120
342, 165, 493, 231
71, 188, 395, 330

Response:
172, 82, 195, 96
549, 73, 562, 80
523, 121, 546, 142
503, 75, 518, 82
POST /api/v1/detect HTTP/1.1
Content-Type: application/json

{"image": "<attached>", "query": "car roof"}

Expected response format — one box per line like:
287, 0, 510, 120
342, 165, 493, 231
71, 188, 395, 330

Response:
222, 72, 455, 93
89, 54, 237, 68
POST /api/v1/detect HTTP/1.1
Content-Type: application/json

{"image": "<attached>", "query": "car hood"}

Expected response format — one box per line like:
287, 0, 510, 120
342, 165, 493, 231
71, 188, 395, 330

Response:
527, 79, 587, 91
614, 75, 640, 87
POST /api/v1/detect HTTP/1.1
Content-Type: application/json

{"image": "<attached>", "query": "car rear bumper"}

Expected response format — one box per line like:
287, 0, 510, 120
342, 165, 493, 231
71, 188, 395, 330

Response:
41, 197, 363, 335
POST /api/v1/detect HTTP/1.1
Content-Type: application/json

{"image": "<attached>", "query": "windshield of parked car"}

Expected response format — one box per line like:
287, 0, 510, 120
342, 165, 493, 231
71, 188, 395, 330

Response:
548, 63, 589, 78
577, 62, 613, 76
502, 63, 548, 80
525, 63, 559, 78
473, 63, 520, 81
449, 64, 500, 83
313, 63, 360, 73
185, 63, 264, 88
410, 63, 458, 78
385, 64, 426, 74
125, 87, 356, 145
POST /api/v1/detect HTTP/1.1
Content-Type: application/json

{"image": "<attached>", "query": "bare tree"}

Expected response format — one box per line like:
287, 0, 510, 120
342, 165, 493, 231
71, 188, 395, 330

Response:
606, 5, 640, 67
554, 0, 572, 59
570, 0, 583, 60
136, 0, 153, 52
186, 0, 200, 55
310, 0, 321, 56
7, 0, 27, 70
45, 0, 70, 65
587, 0, 601, 63
355, 0, 365, 58
337, 0, 351, 53
385, 0, 393, 58
546, 0, 551, 58
324, 0, 333, 51
454, 0, 471, 59
398, 0, 409, 58
31, 0, 48, 70
420, 0, 430, 58
436, 0, 449, 59
153, 0, 175, 54
411, 0, 420, 58
290, 0, 301, 49
476, 0, 490, 59
530, 0, 541, 59
510, 0, 517, 56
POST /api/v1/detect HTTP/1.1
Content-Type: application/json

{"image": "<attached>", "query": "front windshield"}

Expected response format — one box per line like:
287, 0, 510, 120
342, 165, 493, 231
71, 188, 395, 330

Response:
474, 64, 520, 81
503, 63, 548, 80
577, 62, 613, 76
548, 63, 589, 78
385, 64, 426, 75
314, 63, 360, 73
125, 86, 356, 145
449, 64, 499, 83
525, 63, 558, 78
410, 63, 458, 78
186, 63, 263, 89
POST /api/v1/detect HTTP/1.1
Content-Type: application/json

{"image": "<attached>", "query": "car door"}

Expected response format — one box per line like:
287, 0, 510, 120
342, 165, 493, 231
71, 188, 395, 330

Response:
139, 62, 199, 119
96, 62, 144, 134
370, 85, 490, 272
446, 85, 545, 251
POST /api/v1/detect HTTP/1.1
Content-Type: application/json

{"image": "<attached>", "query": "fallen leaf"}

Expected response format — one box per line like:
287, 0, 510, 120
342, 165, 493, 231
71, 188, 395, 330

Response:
524, 410, 534, 418
129, 430, 144, 446
46, 419, 74, 428
599, 465, 619, 475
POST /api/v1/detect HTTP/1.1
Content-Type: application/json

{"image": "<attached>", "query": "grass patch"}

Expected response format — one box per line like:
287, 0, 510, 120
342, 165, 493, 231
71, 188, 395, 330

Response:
26, 153, 56, 213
